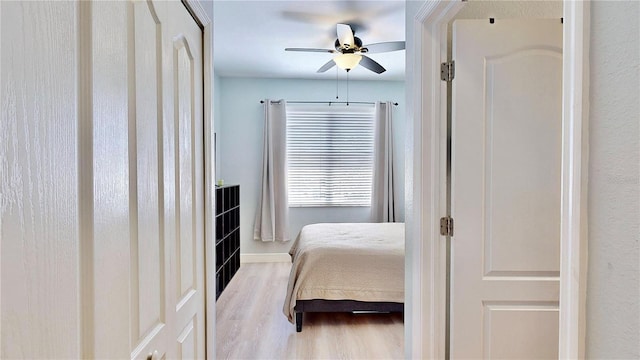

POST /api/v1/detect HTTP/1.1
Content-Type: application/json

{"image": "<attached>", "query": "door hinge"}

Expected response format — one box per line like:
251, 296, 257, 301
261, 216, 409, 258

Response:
441, 61, 455, 82
440, 216, 454, 236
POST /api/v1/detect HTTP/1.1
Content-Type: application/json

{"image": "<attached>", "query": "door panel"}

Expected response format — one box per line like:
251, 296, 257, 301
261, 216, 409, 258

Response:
483, 302, 559, 359
451, 19, 562, 359
177, 318, 197, 360
175, 37, 196, 300
169, 5, 204, 360
79, 0, 204, 358
483, 49, 562, 278
130, 1, 167, 358
128, 1, 204, 359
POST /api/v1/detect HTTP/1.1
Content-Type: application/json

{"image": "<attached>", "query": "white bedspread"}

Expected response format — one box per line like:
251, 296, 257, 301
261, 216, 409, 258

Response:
283, 222, 405, 323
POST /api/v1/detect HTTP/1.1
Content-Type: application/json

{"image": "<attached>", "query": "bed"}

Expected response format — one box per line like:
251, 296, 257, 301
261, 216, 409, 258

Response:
283, 222, 405, 332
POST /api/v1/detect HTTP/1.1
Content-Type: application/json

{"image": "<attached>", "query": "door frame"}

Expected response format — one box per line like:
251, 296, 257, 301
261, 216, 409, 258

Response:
181, 1, 215, 358
407, 0, 589, 358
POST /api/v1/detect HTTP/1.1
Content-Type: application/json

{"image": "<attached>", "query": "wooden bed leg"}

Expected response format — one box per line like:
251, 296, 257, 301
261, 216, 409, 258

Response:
295, 312, 302, 332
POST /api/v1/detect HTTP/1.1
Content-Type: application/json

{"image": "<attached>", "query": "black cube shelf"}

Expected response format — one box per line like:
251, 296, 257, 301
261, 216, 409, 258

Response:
215, 184, 240, 300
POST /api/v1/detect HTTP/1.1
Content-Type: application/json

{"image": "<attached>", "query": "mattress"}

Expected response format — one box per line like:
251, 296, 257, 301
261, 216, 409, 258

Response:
283, 222, 405, 323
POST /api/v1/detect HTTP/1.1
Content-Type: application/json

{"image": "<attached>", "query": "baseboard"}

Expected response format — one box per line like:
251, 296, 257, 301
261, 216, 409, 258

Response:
240, 253, 290, 263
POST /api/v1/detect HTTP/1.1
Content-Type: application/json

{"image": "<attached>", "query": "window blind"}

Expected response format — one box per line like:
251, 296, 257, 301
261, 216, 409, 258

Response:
286, 104, 375, 207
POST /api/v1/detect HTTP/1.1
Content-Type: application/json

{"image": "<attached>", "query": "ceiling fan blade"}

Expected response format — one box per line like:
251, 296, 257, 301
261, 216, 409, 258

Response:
316, 59, 336, 73
285, 47, 336, 53
359, 55, 386, 74
337, 23, 354, 48
364, 41, 406, 53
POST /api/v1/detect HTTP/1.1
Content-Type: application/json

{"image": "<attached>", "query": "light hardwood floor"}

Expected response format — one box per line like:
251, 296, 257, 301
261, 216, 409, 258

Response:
215, 262, 404, 359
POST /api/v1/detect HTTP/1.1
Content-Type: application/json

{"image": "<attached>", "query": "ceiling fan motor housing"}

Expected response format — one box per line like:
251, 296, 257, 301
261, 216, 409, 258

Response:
335, 37, 364, 52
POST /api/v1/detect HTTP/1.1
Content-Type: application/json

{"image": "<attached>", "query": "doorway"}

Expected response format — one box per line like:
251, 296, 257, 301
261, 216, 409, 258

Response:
211, 1, 407, 358
406, 0, 589, 358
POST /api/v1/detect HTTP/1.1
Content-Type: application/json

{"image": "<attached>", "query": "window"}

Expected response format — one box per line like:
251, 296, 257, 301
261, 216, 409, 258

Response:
286, 104, 375, 207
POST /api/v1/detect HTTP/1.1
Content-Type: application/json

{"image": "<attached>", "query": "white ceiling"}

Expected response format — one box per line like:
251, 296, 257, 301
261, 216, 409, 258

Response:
211, 0, 406, 81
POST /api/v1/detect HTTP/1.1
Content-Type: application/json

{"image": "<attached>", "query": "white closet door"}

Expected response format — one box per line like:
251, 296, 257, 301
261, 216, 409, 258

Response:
128, 1, 169, 358
90, 1, 204, 358
0, 0, 205, 358
451, 19, 562, 359
129, 1, 205, 359
166, 2, 205, 359
0, 2, 81, 358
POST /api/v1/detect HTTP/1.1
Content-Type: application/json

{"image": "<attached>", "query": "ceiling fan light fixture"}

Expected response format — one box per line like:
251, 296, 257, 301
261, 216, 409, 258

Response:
333, 53, 362, 71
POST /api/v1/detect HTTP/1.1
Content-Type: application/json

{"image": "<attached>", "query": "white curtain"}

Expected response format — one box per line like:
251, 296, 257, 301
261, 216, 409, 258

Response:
253, 99, 290, 242
371, 101, 397, 222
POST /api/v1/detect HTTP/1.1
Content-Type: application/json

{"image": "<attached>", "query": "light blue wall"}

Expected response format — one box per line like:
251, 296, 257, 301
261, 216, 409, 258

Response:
216, 77, 405, 254
213, 72, 222, 178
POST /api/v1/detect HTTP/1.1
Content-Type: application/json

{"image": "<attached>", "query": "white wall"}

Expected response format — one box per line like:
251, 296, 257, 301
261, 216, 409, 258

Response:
455, 0, 562, 19
217, 77, 405, 254
586, 1, 640, 358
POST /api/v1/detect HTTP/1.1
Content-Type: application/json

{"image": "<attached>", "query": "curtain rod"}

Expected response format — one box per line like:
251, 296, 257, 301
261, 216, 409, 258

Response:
260, 100, 398, 106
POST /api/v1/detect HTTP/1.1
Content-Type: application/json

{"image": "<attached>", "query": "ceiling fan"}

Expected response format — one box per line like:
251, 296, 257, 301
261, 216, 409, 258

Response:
285, 24, 405, 74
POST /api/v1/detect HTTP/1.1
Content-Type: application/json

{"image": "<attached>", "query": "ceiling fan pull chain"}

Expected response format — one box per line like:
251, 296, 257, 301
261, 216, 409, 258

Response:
336, 66, 339, 99
346, 70, 350, 106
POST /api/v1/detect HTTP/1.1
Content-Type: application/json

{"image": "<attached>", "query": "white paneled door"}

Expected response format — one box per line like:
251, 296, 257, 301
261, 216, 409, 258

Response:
128, 1, 204, 359
450, 19, 562, 359
1, 0, 205, 357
